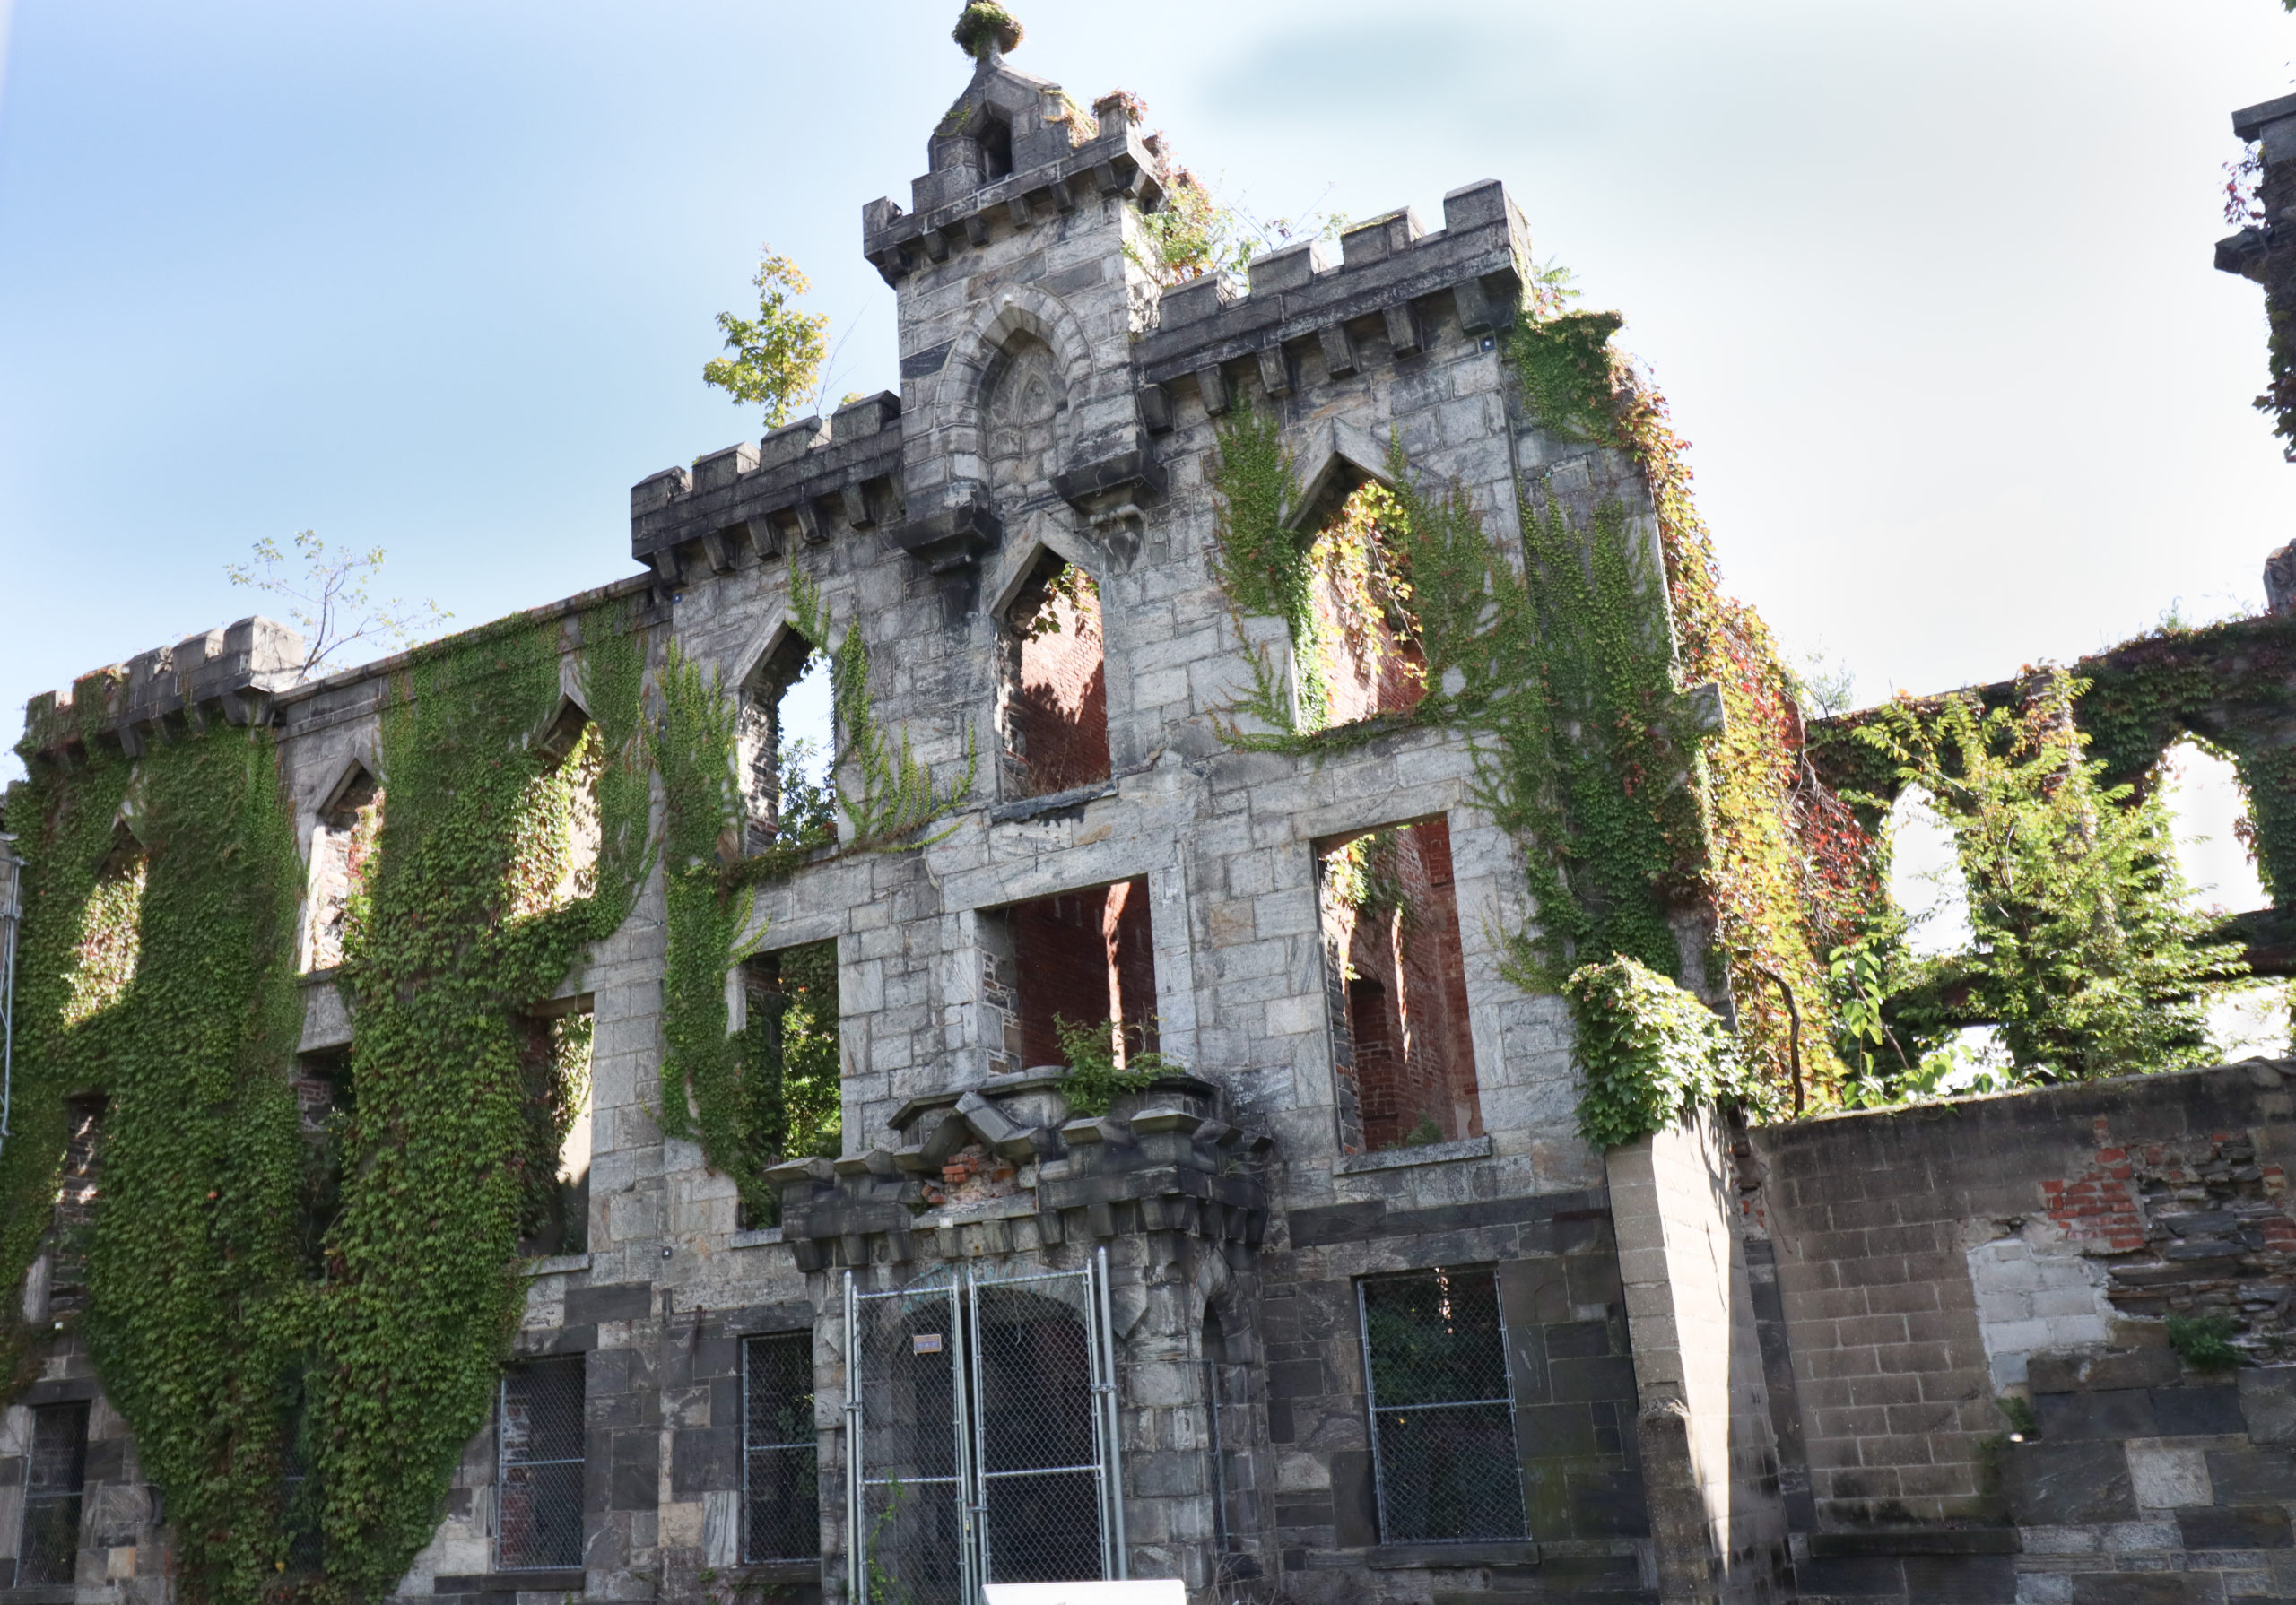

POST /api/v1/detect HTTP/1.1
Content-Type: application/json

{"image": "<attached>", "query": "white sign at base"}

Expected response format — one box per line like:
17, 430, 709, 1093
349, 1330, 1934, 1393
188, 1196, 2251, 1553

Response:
982, 1584, 1186, 1605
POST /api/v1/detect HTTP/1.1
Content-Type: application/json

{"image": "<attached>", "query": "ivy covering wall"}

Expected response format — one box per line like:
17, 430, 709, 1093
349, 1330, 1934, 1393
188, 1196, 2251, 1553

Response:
1204, 302, 1862, 1134
0, 600, 653, 1605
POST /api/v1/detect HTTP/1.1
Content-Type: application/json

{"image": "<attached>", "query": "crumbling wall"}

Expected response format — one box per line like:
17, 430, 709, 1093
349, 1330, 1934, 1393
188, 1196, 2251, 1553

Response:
1747, 1059, 2296, 1605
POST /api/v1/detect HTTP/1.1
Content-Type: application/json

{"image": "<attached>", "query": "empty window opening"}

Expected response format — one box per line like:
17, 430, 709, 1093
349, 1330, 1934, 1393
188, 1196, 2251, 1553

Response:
294, 1051, 351, 1280
45, 1094, 105, 1319
2156, 742, 2292, 1060
739, 635, 838, 856
304, 767, 380, 973
17, 1401, 91, 1585
1318, 819, 1480, 1152
737, 939, 844, 1227
979, 877, 1156, 1077
1302, 482, 1426, 733
999, 552, 1110, 800
65, 824, 144, 1025
497, 1356, 586, 1571
516, 1004, 593, 1259
978, 113, 1013, 182
511, 710, 604, 918
743, 1332, 820, 1564
1359, 1267, 1526, 1544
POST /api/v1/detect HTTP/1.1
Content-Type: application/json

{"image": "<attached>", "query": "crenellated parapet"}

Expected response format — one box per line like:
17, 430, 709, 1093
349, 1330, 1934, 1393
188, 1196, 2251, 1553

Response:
628, 390, 906, 589
19, 615, 307, 761
765, 1068, 1271, 1272
1134, 179, 1532, 426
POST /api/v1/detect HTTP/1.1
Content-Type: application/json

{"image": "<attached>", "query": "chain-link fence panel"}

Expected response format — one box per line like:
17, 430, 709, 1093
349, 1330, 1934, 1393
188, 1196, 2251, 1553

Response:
853, 1272, 967, 1605
18, 1402, 89, 1585
498, 1356, 586, 1569
970, 1267, 1107, 1586
744, 1332, 820, 1564
1359, 1267, 1527, 1544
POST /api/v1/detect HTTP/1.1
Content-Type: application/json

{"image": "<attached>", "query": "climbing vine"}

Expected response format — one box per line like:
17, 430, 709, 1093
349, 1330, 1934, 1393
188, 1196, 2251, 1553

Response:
1202, 301, 1864, 1128
1509, 310, 1867, 1106
1567, 954, 1767, 1149
3, 683, 316, 1603
653, 642, 778, 1219
657, 568, 970, 1222
306, 600, 648, 1603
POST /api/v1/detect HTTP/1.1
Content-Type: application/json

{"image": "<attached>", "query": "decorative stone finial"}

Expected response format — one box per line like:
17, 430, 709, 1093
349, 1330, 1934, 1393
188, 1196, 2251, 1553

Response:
2267, 539, 2296, 616
952, 2, 1022, 62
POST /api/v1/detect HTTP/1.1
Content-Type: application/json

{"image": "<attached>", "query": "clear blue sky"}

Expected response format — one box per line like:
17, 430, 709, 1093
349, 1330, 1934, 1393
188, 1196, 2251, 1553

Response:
3, 0, 2292, 790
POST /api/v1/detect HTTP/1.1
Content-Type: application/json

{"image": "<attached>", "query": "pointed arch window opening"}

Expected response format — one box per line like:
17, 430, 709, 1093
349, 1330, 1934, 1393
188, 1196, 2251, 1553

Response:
998, 550, 1111, 802
304, 767, 380, 975
739, 632, 839, 856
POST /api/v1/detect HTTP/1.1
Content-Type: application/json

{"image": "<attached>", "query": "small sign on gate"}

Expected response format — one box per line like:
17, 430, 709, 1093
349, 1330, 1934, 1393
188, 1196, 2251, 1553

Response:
912, 1332, 944, 1355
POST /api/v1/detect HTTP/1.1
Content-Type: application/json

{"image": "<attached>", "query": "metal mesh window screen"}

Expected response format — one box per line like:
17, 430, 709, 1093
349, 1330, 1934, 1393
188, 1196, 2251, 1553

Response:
744, 1333, 820, 1564
280, 1418, 323, 1574
498, 1356, 586, 1570
853, 1274, 967, 1605
970, 1270, 1104, 1586
19, 1401, 89, 1585
1359, 1267, 1527, 1544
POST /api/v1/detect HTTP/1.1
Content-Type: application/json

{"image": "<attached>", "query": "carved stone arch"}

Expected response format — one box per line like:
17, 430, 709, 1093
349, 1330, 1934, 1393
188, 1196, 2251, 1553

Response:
100, 809, 149, 872
937, 289, 1099, 479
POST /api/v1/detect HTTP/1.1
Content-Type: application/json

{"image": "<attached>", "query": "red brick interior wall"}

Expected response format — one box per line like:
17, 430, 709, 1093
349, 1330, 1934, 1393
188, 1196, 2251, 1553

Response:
1003, 560, 1110, 798
1309, 567, 1427, 729
1320, 818, 1481, 1149
1007, 876, 1157, 1069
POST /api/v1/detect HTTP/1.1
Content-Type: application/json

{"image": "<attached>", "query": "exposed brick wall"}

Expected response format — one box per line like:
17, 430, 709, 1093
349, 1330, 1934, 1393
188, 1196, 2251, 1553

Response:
1318, 819, 1480, 1150
1006, 876, 1156, 1070
2044, 1117, 2296, 1338
1000, 560, 1110, 799
1306, 556, 1426, 727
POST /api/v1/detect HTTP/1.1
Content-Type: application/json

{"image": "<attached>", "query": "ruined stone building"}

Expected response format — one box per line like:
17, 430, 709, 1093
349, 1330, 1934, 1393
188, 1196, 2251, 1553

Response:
9, 17, 2296, 1605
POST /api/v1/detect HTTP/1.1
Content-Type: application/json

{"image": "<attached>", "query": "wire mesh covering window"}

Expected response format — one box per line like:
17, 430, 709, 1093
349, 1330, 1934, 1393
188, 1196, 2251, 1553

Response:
18, 1401, 90, 1585
1358, 1267, 1527, 1543
744, 1332, 820, 1564
497, 1356, 585, 1570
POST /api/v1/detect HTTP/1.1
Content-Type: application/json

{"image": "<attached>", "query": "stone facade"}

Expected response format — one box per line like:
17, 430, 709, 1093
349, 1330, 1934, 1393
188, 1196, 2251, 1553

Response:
13, 31, 2296, 1605
1, 33, 1692, 1605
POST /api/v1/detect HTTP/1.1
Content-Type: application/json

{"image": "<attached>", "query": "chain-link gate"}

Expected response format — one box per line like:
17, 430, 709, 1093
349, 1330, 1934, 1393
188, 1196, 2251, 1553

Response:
847, 1249, 1125, 1603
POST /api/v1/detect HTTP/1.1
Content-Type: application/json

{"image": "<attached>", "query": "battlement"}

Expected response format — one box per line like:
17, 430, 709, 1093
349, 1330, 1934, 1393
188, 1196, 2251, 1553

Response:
20, 615, 307, 759
629, 390, 906, 586
1135, 179, 1530, 418
864, 126, 1161, 291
